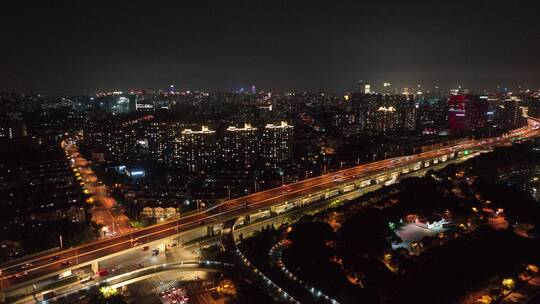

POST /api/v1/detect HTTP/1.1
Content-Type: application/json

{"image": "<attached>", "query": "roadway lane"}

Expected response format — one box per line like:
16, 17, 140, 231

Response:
64, 141, 132, 236
2, 121, 539, 289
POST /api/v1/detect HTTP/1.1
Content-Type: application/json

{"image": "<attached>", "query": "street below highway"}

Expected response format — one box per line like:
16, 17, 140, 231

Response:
63, 141, 132, 236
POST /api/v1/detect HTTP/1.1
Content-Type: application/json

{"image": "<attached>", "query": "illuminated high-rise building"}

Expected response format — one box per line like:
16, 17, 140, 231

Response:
103, 127, 137, 162
222, 123, 259, 167
396, 94, 417, 130
95, 94, 137, 114
503, 96, 523, 128
262, 121, 294, 163
0, 121, 27, 139
448, 95, 470, 131
374, 106, 397, 132
173, 126, 216, 172
448, 95, 490, 132
145, 122, 182, 163
358, 80, 371, 94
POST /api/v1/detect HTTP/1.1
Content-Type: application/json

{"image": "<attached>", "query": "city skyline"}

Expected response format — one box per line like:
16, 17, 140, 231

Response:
1, 1, 540, 94
4, 2, 540, 303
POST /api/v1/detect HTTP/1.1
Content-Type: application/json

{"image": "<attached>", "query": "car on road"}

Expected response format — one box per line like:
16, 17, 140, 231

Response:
61, 260, 72, 267
152, 248, 159, 256
49, 255, 60, 261
15, 271, 28, 278
96, 269, 109, 277
21, 262, 33, 269
142, 246, 150, 251
110, 266, 120, 272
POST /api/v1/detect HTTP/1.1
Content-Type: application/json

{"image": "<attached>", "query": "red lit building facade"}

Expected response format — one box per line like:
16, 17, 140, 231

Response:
448, 95, 488, 132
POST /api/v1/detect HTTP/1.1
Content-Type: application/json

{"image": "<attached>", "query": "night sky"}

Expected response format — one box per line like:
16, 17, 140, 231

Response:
1, 0, 540, 94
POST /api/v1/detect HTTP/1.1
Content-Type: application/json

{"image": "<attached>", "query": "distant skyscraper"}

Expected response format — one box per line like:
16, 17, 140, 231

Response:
95, 94, 136, 114
363, 84, 371, 94
448, 95, 469, 131
448, 95, 490, 132
503, 96, 523, 128
0, 121, 27, 139
251, 85, 256, 95
358, 80, 371, 94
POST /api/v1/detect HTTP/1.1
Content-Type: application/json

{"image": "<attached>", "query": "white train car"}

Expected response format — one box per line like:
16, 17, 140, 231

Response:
324, 188, 340, 199
289, 199, 301, 207
250, 210, 271, 221
384, 179, 396, 186
302, 194, 322, 205
342, 184, 356, 192
360, 179, 372, 188
236, 217, 245, 226
275, 203, 295, 214
376, 175, 387, 184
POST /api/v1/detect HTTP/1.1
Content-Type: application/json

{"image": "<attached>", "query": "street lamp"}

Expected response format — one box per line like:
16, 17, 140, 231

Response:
176, 219, 181, 244
226, 186, 231, 200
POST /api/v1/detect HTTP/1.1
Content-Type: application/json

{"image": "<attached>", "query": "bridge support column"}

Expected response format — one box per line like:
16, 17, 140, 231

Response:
0, 290, 5, 303
91, 261, 99, 273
